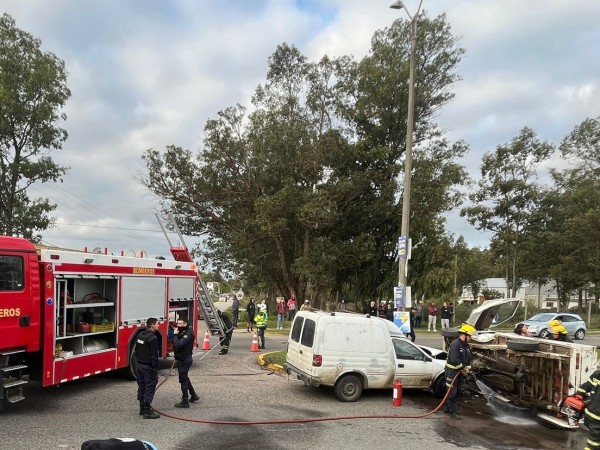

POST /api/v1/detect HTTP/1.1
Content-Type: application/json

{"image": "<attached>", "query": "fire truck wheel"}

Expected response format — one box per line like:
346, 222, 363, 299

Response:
506, 339, 539, 352
126, 346, 138, 380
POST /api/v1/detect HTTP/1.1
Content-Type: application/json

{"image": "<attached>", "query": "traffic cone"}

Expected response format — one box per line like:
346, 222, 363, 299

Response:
201, 330, 211, 350
250, 332, 259, 352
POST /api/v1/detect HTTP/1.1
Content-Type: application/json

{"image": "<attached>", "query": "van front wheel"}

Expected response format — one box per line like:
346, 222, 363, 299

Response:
334, 374, 363, 402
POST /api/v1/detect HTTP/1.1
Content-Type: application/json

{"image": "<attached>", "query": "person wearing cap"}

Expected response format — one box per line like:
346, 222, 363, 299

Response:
300, 299, 311, 311
443, 323, 475, 420
254, 304, 268, 349
550, 324, 573, 343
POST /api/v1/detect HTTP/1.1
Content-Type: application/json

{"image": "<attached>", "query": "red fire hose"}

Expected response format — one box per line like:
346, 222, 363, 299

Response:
152, 358, 463, 425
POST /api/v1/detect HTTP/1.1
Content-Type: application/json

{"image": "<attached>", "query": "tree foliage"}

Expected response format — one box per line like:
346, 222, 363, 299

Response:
461, 127, 553, 297
142, 15, 467, 303
0, 14, 70, 240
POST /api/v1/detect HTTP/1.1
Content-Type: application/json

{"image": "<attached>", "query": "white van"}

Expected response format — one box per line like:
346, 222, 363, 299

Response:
284, 310, 447, 401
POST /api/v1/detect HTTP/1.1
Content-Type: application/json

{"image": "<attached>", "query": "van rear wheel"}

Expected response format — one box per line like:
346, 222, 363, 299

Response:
334, 374, 363, 402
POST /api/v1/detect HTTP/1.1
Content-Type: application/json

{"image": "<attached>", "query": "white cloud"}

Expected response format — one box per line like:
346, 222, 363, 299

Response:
2, 0, 600, 256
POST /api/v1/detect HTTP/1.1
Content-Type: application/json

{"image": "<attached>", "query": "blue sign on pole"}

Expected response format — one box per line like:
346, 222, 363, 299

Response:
394, 286, 404, 309
398, 236, 407, 259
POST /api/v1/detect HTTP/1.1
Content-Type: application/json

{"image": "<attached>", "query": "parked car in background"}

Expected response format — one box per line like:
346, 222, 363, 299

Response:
522, 312, 586, 339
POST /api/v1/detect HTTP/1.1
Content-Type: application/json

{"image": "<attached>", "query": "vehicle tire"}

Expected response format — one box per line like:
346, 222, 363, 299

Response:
539, 328, 549, 339
574, 329, 586, 340
334, 374, 363, 402
507, 339, 539, 352
441, 328, 459, 339
433, 375, 447, 398
125, 345, 138, 380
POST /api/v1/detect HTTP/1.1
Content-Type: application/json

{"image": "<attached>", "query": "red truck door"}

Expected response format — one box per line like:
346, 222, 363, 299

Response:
0, 239, 38, 351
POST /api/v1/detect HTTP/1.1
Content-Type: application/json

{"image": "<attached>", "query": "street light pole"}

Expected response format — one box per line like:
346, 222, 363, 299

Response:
390, 0, 421, 295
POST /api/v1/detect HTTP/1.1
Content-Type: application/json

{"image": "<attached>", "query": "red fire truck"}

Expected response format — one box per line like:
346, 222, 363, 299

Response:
0, 235, 199, 407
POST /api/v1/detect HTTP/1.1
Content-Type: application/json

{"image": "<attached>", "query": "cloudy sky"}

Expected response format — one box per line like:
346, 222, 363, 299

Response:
3, 0, 600, 259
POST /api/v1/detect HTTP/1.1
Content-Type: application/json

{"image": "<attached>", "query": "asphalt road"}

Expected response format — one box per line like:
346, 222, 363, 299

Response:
1, 322, 592, 450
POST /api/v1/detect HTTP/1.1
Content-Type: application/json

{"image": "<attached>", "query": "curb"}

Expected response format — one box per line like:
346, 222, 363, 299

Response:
257, 352, 285, 373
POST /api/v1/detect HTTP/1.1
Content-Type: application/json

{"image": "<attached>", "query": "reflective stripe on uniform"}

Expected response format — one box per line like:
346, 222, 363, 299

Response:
585, 409, 600, 421
445, 362, 463, 369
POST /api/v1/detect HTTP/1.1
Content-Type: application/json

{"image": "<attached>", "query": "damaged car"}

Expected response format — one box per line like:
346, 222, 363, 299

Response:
442, 298, 597, 429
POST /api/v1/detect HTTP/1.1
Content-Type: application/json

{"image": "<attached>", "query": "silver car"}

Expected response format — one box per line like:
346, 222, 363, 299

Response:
523, 312, 587, 340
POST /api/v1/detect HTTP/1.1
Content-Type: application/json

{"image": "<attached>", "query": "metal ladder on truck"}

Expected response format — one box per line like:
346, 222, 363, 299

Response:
155, 213, 225, 339
0, 350, 28, 408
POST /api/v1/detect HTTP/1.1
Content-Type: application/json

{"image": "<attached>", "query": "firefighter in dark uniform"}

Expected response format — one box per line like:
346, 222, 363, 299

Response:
577, 369, 600, 449
135, 317, 160, 419
443, 323, 475, 420
173, 317, 200, 407
218, 309, 234, 355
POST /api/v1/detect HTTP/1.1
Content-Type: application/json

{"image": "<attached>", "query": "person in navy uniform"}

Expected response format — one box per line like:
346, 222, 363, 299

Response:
173, 317, 200, 407
135, 318, 160, 419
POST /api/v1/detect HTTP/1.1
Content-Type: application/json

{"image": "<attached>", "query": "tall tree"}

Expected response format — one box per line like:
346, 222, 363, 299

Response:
461, 127, 553, 297
0, 14, 70, 240
142, 14, 466, 303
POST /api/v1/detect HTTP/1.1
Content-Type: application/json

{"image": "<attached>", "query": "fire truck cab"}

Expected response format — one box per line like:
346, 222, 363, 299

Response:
0, 236, 199, 406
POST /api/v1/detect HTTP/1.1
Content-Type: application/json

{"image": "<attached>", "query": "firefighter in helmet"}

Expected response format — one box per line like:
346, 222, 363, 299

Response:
550, 324, 573, 343
173, 317, 200, 407
577, 369, 600, 449
135, 317, 160, 419
218, 309, 234, 355
443, 323, 475, 420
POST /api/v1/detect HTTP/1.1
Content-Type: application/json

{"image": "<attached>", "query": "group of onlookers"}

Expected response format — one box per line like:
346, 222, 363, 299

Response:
422, 301, 454, 331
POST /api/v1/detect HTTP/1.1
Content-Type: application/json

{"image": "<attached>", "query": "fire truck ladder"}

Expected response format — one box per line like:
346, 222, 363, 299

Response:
197, 277, 225, 337
155, 213, 226, 339
0, 350, 28, 407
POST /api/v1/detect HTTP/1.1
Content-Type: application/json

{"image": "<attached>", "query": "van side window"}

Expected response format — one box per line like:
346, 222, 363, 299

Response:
394, 339, 425, 361
291, 317, 304, 342
300, 319, 316, 347
0, 255, 24, 292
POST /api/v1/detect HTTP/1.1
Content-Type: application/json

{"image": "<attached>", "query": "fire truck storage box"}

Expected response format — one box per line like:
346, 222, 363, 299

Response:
90, 323, 114, 332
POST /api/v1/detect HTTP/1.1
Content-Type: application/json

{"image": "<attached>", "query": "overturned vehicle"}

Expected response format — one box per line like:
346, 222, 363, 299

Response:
442, 299, 597, 429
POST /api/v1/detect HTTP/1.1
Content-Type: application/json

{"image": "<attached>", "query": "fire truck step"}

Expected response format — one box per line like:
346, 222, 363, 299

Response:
3, 379, 28, 389
5, 387, 25, 404
0, 364, 28, 373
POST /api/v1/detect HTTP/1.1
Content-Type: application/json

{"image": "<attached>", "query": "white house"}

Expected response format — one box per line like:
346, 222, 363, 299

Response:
460, 278, 581, 310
